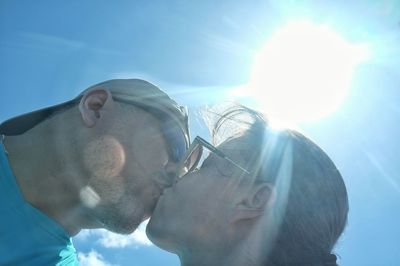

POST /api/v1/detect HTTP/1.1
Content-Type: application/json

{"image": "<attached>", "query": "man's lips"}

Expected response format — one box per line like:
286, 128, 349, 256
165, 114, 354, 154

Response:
153, 182, 168, 199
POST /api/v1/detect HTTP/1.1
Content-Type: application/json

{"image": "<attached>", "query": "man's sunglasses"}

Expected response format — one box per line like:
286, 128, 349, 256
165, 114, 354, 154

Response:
177, 136, 251, 179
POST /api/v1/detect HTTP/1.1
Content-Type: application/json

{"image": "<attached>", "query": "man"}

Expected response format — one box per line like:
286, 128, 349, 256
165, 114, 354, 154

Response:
0, 79, 190, 265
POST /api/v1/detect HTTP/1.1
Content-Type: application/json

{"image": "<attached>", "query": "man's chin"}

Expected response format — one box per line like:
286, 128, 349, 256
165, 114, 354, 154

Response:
97, 211, 143, 234
101, 201, 148, 234
105, 220, 141, 235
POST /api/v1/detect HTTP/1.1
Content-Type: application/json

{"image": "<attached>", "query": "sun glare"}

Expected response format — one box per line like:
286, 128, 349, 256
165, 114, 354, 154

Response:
232, 20, 369, 125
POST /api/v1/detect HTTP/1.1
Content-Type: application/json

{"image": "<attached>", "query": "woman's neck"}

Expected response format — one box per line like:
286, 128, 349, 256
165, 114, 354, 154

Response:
179, 243, 259, 266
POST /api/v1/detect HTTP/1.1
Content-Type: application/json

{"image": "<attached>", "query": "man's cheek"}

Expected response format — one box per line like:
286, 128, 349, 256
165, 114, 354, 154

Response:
83, 135, 126, 178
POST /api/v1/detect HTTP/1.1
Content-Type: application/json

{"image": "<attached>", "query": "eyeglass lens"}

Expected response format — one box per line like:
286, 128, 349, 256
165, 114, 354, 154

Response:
178, 142, 203, 178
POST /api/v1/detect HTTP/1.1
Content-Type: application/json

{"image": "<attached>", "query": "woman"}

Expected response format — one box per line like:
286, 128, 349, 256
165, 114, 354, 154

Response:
147, 106, 348, 266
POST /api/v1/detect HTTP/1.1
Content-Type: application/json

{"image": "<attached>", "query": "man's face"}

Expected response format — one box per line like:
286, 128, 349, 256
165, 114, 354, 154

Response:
81, 104, 177, 234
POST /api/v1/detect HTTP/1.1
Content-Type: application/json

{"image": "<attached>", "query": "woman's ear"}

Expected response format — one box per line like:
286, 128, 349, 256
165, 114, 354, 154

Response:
79, 87, 113, 127
229, 183, 275, 224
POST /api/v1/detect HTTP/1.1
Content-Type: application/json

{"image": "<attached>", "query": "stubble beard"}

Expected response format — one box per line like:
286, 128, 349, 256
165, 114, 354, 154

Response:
91, 192, 145, 234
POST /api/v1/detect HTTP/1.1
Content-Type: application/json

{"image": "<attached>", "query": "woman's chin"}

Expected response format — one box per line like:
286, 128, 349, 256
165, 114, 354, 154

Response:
146, 218, 178, 253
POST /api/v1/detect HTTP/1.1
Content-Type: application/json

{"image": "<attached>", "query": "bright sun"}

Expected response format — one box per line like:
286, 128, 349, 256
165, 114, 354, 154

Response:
232, 20, 369, 125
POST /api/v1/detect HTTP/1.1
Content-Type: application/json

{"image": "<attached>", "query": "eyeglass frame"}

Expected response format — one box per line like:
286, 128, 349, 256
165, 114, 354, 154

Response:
177, 136, 251, 179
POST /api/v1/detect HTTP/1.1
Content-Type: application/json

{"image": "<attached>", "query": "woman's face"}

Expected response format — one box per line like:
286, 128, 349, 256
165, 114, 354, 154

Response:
146, 137, 252, 252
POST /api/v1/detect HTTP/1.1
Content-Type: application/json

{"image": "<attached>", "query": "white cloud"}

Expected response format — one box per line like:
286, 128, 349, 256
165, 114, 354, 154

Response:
78, 250, 116, 266
75, 219, 153, 248
74, 229, 95, 241
97, 220, 152, 248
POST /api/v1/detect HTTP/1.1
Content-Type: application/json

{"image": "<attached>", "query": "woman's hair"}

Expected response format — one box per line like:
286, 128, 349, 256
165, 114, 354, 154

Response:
209, 104, 349, 266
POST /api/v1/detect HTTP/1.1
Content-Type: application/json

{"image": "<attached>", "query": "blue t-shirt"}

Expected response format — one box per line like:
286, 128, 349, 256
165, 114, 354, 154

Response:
0, 136, 79, 265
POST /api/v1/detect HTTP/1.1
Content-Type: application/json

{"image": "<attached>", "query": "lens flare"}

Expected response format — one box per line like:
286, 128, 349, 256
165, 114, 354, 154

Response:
232, 20, 370, 125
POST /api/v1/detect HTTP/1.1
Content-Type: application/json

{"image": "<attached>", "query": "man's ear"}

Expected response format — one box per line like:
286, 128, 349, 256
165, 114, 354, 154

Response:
79, 87, 113, 127
229, 183, 275, 224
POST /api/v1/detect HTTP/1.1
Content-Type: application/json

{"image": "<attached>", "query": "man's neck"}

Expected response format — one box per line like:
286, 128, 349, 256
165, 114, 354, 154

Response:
3, 128, 90, 236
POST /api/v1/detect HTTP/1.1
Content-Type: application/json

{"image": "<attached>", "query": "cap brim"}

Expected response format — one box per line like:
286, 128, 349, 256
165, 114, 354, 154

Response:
0, 100, 76, 135
0, 79, 190, 149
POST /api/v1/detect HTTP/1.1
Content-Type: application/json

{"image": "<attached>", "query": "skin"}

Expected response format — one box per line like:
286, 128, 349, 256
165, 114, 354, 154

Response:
3, 87, 177, 236
147, 138, 275, 266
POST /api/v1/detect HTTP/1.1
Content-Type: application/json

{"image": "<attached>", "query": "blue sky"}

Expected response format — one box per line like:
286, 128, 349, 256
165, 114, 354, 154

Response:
1, 1, 400, 265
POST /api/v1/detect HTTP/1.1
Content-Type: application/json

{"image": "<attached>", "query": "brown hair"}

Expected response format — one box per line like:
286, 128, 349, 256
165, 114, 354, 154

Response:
211, 105, 348, 266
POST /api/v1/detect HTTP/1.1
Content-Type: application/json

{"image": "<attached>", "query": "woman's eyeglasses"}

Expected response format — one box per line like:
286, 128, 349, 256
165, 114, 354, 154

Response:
177, 136, 251, 179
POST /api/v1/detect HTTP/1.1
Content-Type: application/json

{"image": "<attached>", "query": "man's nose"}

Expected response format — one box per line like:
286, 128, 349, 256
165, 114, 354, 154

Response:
162, 161, 179, 187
